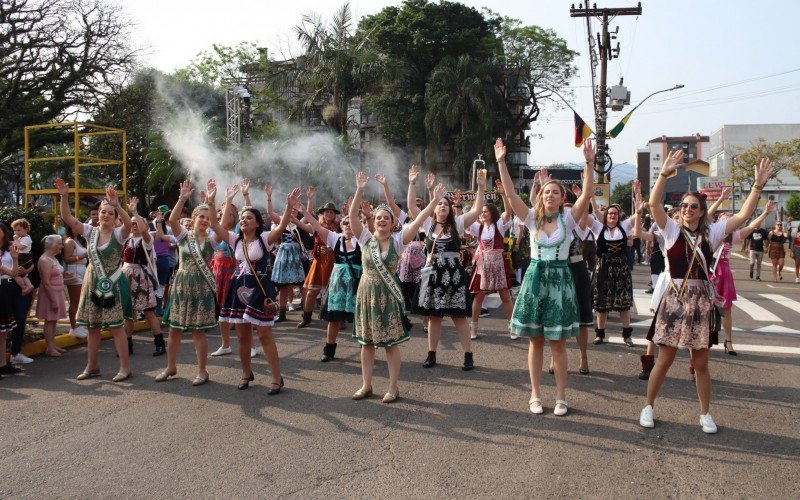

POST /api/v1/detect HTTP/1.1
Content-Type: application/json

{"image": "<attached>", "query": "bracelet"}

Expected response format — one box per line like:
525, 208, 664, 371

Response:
267, 198, 272, 202
659, 172, 669, 179
753, 184, 763, 192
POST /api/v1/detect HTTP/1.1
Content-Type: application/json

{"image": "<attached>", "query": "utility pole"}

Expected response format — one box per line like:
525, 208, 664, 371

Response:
570, 2, 642, 184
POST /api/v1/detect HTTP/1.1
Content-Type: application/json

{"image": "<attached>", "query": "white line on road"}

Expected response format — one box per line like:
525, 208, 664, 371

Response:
605, 336, 800, 354
632, 289, 652, 316
758, 293, 800, 315
734, 296, 783, 322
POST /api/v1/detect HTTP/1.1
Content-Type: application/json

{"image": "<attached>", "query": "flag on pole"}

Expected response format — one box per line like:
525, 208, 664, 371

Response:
574, 112, 593, 147
607, 109, 634, 139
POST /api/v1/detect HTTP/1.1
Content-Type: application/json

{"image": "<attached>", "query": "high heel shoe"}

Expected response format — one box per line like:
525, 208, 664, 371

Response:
238, 371, 254, 390
724, 340, 738, 356
267, 377, 284, 395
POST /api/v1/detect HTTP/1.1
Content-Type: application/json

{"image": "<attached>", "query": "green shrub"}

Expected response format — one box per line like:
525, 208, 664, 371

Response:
0, 205, 56, 264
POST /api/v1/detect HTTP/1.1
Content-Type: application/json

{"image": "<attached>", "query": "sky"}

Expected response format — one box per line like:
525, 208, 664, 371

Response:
124, 0, 800, 168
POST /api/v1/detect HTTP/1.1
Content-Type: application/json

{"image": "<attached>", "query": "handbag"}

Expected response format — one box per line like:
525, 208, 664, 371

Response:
241, 236, 279, 317
417, 227, 443, 306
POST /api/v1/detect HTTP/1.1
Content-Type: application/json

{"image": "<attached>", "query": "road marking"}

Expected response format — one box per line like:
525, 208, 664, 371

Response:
758, 293, 800, 314
605, 336, 800, 354
734, 296, 783, 322
752, 324, 800, 334
632, 289, 652, 316
765, 284, 799, 290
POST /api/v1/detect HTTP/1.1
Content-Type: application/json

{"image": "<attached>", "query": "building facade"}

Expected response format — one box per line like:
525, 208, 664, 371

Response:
637, 134, 710, 204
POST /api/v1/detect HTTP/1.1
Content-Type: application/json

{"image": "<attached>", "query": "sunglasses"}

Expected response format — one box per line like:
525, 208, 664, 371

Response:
681, 202, 700, 210
341, 221, 350, 226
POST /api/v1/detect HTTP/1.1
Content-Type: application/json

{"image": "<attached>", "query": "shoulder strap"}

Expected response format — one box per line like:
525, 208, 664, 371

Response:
241, 237, 269, 299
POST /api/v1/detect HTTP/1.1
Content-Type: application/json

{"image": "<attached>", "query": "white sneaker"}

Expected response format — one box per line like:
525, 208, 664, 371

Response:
510, 333, 520, 340
795, 277, 800, 283
250, 348, 258, 358
700, 413, 718, 434
639, 405, 655, 428
553, 400, 568, 416
210, 346, 232, 357
71, 327, 88, 339
11, 353, 34, 364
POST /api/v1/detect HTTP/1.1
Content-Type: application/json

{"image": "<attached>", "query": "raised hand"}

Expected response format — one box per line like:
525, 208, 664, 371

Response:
494, 138, 507, 162
105, 185, 119, 207
476, 169, 487, 183
206, 179, 217, 201
494, 179, 506, 196
356, 171, 369, 189
375, 174, 388, 186
225, 183, 240, 202
199, 191, 207, 204
582, 138, 596, 164
452, 190, 462, 205
409, 164, 420, 183
633, 178, 641, 196
264, 183, 273, 198
287, 187, 302, 207
660, 149, 684, 178
539, 167, 551, 182
754, 158, 774, 187
571, 182, 582, 197
342, 195, 353, 215
179, 180, 194, 201
720, 186, 732, 199
425, 172, 435, 189
433, 182, 446, 201
55, 178, 69, 196
307, 185, 316, 198
241, 178, 251, 195
127, 196, 139, 213
360, 200, 373, 219
765, 199, 776, 213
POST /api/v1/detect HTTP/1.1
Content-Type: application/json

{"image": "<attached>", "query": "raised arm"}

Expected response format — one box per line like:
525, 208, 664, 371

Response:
302, 208, 333, 242
128, 197, 151, 243
407, 164, 421, 219
264, 183, 281, 224
403, 183, 446, 244
269, 188, 302, 245
106, 186, 131, 240
170, 180, 194, 236
306, 186, 315, 218
55, 178, 84, 237
571, 138, 596, 221
725, 158, 774, 235
706, 186, 732, 222
649, 149, 684, 230
631, 181, 654, 242
349, 172, 370, 238
495, 138, 530, 220
425, 172, 436, 203
241, 178, 253, 208
375, 174, 401, 220
494, 179, 512, 223
739, 200, 775, 240
462, 169, 487, 227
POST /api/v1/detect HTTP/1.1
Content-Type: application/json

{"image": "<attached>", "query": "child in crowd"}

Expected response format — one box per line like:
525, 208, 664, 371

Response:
11, 219, 34, 295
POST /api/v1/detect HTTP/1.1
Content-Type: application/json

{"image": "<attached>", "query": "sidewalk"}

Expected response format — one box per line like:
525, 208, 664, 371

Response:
19, 318, 150, 358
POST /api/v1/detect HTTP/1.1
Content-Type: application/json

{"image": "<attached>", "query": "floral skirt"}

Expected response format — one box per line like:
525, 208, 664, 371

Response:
168, 269, 218, 331
411, 254, 472, 318
321, 263, 361, 323
353, 271, 411, 348
647, 280, 718, 350
469, 248, 511, 292
398, 241, 425, 283
122, 263, 157, 312
592, 253, 633, 312
76, 270, 133, 329
271, 242, 305, 285
510, 259, 579, 340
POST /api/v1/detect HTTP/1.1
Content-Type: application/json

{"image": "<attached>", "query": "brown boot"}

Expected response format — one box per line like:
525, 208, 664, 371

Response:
638, 355, 655, 380
297, 311, 312, 328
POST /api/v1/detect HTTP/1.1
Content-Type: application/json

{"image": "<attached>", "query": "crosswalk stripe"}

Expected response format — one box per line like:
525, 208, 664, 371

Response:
632, 289, 652, 316
604, 336, 800, 354
758, 293, 800, 316
733, 296, 783, 322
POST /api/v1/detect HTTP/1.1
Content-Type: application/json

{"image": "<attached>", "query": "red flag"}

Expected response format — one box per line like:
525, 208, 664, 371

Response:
574, 112, 593, 147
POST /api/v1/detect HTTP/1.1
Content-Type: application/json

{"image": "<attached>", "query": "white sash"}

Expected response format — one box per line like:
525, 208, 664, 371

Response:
367, 237, 405, 306
88, 227, 123, 299
187, 232, 216, 294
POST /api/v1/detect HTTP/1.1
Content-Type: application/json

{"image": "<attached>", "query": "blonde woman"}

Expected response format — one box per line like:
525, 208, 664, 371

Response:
496, 137, 595, 416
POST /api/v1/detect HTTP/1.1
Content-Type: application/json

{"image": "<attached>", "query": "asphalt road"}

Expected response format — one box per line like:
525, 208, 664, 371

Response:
1, 258, 798, 498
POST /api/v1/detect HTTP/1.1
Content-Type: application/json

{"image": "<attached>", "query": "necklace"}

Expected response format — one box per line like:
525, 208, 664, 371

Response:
545, 211, 559, 224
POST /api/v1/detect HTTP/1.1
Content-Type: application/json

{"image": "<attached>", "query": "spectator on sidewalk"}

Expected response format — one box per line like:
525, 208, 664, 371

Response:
63, 224, 88, 339
0, 223, 22, 376
37, 235, 68, 357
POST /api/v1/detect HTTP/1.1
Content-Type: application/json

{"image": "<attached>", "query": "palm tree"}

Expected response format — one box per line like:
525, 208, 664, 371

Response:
293, 2, 381, 137
424, 54, 503, 185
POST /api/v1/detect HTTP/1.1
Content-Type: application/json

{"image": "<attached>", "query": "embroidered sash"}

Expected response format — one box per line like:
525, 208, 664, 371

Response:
367, 237, 404, 306
88, 227, 122, 299
188, 232, 216, 294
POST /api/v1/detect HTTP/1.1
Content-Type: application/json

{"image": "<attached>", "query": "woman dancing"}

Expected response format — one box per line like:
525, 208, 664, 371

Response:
497, 137, 594, 415
639, 150, 772, 433
57, 179, 134, 382
349, 171, 446, 402
411, 170, 486, 371
216, 182, 299, 392
767, 220, 788, 282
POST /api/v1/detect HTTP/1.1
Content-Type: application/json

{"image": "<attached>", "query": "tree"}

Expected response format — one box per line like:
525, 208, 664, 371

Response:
174, 42, 266, 88
610, 181, 634, 214
0, 0, 138, 165
424, 54, 504, 184
358, 0, 501, 152
730, 138, 800, 188
786, 193, 800, 220
292, 2, 381, 137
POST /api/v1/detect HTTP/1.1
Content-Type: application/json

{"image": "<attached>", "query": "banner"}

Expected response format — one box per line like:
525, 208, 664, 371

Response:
445, 190, 499, 202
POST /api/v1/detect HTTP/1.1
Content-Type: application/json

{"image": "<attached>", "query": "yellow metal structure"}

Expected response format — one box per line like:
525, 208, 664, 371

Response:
24, 122, 126, 223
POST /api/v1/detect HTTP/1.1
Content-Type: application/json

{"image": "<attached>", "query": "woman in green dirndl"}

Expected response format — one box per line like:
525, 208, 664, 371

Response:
155, 179, 230, 386
57, 179, 135, 383
349, 171, 447, 403
496, 138, 595, 416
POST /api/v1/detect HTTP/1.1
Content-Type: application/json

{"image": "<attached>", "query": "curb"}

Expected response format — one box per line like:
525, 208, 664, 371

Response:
20, 320, 152, 357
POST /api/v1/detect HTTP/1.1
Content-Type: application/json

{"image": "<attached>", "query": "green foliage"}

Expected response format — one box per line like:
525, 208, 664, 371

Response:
610, 182, 634, 214
174, 42, 267, 88
0, 205, 55, 262
731, 138, 800, 187
786, 193, 800, 219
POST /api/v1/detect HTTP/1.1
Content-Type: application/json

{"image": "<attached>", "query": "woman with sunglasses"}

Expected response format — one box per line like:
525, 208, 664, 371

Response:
767, 220, 788, 282
497, 137, 595, 416
640, 150, 773, 433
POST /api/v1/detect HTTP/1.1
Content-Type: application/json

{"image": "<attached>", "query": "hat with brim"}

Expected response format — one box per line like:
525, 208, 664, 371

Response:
316, 202, 341, 215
